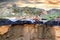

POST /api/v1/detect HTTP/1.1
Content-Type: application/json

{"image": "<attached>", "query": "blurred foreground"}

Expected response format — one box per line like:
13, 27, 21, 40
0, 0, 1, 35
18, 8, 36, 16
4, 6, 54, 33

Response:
0, 24, 60, 40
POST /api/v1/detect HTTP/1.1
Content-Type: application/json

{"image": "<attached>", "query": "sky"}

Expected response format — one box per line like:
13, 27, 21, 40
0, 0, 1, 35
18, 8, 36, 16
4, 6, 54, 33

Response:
0, 0, 20, 2
0, 0, 45, 3
0, 0, 60, 10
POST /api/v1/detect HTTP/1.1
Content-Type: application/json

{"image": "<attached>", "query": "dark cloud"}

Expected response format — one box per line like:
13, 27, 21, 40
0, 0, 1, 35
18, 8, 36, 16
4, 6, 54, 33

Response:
0, 0, 31, 2
0, 0, 32, 4
0, 0, 20, 2
0, 0, 39, 4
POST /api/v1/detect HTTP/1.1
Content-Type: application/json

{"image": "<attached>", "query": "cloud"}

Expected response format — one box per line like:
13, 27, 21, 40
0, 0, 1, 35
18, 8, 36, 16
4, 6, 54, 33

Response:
0, 0, 41, 4
0, 0, 33, 4
0, 0, 32, 3
0, 0, 20, 2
